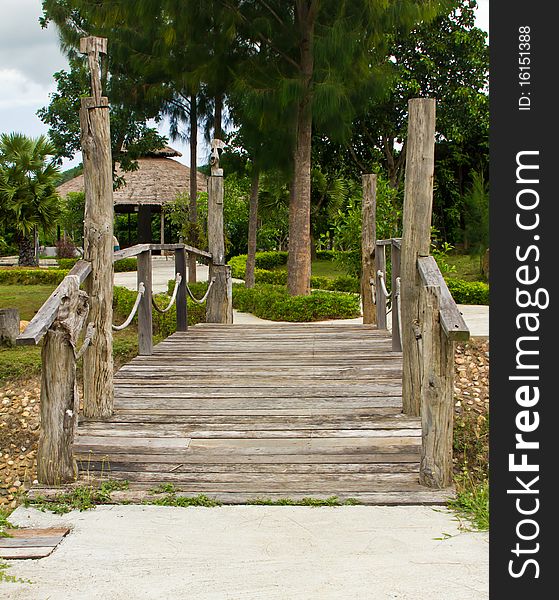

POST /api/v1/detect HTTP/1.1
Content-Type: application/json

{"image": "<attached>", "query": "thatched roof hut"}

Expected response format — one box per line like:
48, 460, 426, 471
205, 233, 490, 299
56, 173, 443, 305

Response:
57, 146, 208, 245
57, 146, 208, 206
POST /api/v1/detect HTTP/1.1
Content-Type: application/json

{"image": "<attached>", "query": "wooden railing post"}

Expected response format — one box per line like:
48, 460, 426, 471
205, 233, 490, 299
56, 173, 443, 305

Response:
175, 247, 188, 331
361, 174, 377, 325
80, 36, 114, 419
418, 283, 454, 488
137, 249, 153, 355
400, 98, 436, 416
37, 278, 88, 484
391, 241, 402, 351
207, 139, 233, 324
375, 242, 387, 329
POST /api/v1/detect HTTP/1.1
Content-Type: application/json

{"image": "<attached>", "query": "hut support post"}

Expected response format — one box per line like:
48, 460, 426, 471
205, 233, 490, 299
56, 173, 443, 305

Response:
361, 174, 377, 325
80, 36, 114, 419
207, 139, 233, 324
175, 247, 188, 331
400, 98, 436, 416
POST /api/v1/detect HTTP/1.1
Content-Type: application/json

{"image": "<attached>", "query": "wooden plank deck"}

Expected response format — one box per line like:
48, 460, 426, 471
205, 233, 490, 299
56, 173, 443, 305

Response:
75, 323, 451, 505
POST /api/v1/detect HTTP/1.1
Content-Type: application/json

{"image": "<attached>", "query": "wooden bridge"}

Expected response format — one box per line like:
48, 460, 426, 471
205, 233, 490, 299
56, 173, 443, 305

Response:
75, 323, 450, 504
18, 63, 468, 506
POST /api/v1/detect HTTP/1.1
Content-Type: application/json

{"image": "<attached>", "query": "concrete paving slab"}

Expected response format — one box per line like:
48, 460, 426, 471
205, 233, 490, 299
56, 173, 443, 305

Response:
2, 505, 488, 600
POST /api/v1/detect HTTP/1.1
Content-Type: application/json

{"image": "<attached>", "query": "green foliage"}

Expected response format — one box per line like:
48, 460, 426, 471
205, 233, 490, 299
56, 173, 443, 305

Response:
232, 284, 360, 322
113, 285, 206, 338
149, 493, 221, 508
463, 170, 489, 254
60, 191, 85, 246
228, 252, 360, 293
450, 409, 489, 530
25, 480, 130, 515
0, 268, 67, 286
445, 279, 489, 305
0, 133, 62, 265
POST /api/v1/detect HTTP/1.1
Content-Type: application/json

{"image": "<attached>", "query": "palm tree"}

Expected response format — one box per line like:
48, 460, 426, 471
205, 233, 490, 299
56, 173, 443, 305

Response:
0, 133, 61, 266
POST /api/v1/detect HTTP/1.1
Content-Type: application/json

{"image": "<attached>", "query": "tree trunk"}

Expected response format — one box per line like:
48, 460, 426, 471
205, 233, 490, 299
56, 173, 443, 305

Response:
287, 11, 314, 296
0, 308, 19, 347
189, 94, 198, 283
214, 94, 223, 141
18, 233, 38, 267
245, 167, 260, 288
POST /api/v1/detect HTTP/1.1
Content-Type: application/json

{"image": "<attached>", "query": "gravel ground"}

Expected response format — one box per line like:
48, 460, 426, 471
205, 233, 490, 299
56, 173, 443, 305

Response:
0, 338, 489, 507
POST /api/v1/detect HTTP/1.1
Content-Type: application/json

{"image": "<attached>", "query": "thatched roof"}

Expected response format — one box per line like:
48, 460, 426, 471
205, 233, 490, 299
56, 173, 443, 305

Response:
57, 149, 208, 207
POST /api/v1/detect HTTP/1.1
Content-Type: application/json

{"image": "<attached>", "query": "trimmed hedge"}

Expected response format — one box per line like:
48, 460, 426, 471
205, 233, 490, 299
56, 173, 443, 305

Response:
0, 268, 68, 285
232, 284, 360, 322
114, 284, 206, 337
445, 279, 489, 305
167, 280, 360, 321
228, 251, 360, 294
58, 257, 138, 272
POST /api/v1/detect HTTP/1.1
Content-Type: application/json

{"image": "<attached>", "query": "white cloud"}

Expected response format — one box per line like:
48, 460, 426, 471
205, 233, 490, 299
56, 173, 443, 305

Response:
0, 68, 54, 110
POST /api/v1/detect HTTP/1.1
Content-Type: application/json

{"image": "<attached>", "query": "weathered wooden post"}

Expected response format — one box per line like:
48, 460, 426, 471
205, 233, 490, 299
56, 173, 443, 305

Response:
37, 278, 90, 484
375, 242, 387, 329
391, 241, 402, 351
207, 139, 233, 323
416, 256, 468, 487
400, 98, 436, 416
175, 247, 188, 331
361, 174, 377, 325
79, 36, 114, 418
0, 308, 19, 347
137, 249, 153, 355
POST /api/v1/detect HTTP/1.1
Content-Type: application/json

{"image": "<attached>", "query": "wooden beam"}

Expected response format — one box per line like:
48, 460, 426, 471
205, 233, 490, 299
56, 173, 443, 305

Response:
361, 174, 377, 325
418, 280, 455, 488
391, 242, 402, 351
400, 98, 436, 416
37, 277, 88, 484
137, 250, 153, 355
175, 247, 187, 332
17, 261, 92, 346
80, 36, 114, 419
375, 243, 387, 329
417, 256, 470, 341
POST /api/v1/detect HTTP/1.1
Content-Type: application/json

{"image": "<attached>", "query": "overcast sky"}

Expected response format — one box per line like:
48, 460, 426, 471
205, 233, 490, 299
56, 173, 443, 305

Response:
0, 0, 489, 170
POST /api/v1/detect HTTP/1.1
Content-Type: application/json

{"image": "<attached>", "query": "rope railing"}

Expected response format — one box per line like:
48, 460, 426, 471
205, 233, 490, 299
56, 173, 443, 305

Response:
74, 322, 96, 360
395, 276, 402, 345
152, 273, 182, 314
185, 277, 216, 305
377, 270, 391, 299
112, 282, 145, 331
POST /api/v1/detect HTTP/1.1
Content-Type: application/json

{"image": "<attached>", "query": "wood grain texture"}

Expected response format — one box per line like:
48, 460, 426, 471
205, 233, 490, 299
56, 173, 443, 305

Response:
361, 174, 377, 324
80, 94, 114, 418
69, 323, 452, 503
401, 98, 436, 415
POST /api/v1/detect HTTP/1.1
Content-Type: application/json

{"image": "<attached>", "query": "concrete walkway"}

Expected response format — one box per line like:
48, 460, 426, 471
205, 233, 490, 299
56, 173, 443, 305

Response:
2, 505, 488, 600
113, 257, 489, 336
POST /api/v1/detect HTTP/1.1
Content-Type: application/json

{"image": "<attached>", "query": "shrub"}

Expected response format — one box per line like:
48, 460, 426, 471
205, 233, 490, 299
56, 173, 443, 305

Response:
445, 279, 489, 305
114, 284, 206, 337
57, 258, 79, 270
55, 237, 77, 258
0, 268, 68, 286
231, 284, 360, 322
228, 251, 359, 293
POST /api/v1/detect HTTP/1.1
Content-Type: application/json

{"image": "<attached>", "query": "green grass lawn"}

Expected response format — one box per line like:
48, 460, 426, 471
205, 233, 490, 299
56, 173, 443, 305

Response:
274, 259, 349, 279
444, 254, 485, 282
0, 284, 158, 385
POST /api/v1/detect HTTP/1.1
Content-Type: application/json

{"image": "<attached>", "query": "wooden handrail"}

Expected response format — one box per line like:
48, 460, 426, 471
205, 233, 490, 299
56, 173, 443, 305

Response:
417, 256, 470, 342
113, 243, 212, 262
16, 260, 92, 346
